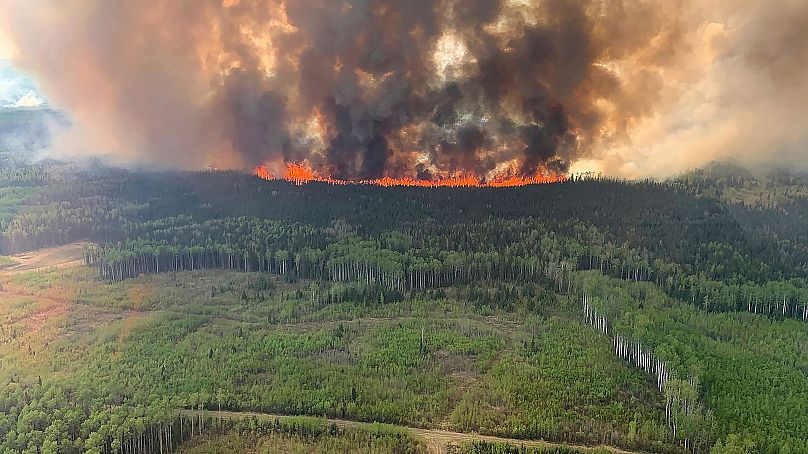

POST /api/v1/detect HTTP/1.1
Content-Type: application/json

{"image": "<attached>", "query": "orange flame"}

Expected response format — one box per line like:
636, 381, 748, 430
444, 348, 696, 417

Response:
256, 165, 272, 180
255, 163, 566, 187
283, 162, 316, 184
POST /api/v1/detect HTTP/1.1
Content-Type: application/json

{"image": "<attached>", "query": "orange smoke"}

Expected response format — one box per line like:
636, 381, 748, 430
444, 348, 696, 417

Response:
256, 162, 566, 187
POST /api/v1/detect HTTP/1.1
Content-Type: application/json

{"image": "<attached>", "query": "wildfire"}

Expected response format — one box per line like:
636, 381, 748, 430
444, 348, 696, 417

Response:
255, 165, 272, 180
255, 163, 566, 187
284, 162, 317, 185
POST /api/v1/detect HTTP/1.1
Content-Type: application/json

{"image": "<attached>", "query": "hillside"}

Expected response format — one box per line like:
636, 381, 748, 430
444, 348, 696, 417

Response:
0, 159, 806, 453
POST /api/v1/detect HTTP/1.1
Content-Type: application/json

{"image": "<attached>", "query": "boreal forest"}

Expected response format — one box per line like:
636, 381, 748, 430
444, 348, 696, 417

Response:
0, 123, 807, 454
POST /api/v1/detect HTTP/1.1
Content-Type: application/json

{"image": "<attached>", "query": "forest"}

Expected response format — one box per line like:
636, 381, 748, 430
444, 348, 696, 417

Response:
0, 149, 806, 453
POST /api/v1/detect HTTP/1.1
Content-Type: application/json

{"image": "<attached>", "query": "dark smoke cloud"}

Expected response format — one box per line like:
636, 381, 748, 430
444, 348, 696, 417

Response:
218, 69, 293, 166
1, 0, 806, 178
434, 124, 492, 175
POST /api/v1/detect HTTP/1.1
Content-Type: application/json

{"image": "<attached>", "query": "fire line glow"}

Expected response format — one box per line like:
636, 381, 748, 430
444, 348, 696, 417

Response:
256, 162, 566, 187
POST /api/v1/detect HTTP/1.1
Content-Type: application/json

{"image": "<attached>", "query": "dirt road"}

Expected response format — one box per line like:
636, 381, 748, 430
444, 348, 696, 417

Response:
181, 410, 641, 454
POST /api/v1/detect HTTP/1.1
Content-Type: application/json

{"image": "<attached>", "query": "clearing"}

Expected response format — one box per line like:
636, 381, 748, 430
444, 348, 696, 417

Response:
0, 243, 87, 335
0, 242, 87, 275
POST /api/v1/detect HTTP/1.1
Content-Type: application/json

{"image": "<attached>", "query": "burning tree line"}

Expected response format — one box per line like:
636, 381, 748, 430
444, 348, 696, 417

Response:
255, 162, 567, 188
4, 166, 806, 326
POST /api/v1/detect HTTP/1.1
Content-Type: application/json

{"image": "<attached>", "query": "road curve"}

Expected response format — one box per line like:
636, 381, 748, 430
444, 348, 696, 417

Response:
180, 409, 643, 454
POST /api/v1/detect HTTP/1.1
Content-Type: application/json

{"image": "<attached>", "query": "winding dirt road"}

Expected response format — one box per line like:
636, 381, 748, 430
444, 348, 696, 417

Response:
181, 410, 642, 454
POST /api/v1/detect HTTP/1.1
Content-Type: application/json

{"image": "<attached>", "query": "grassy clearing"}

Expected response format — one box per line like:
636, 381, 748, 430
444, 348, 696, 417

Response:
0, 266, 672, 451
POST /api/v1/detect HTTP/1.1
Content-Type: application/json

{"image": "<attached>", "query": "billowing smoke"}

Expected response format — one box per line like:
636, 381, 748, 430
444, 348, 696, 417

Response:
1, 0, 807, 178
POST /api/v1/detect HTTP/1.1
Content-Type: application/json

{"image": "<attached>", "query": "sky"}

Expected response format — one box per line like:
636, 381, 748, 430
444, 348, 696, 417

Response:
0, 30, 45, 108
0, 60, 46, 108
0, 0, 807, 178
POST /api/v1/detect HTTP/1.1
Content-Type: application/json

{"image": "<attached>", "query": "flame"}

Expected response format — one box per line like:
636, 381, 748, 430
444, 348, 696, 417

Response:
283, 162, 316, 184
256, 163, 566, 187
256, 164, 272, 180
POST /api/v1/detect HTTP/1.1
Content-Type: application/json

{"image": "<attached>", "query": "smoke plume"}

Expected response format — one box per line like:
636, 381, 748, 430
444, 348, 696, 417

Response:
1, 0, 806, 178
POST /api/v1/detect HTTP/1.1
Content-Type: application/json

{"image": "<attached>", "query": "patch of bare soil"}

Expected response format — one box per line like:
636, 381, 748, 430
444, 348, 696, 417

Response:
1, 242, 88, 275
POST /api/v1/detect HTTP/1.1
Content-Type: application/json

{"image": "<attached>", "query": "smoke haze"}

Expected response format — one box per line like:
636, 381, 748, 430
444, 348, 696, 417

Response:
1, 0, 806, 178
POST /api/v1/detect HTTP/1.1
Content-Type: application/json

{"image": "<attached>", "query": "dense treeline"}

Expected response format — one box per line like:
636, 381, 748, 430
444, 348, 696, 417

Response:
82, 214, 808, 322
82, 222, 576, 293
0, 380, 185, 454
0, 377, 424, 454
582, 295, 713, 452
3, 165, 805, 320
576, 272, 808, 453
178, 414, 425, 453
1, 160, 807, 453
3, 167, 806, 283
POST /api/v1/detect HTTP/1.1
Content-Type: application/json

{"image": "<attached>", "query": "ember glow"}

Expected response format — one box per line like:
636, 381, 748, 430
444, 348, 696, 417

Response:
256, 163, 565, 187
